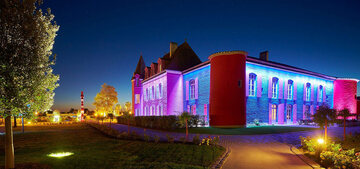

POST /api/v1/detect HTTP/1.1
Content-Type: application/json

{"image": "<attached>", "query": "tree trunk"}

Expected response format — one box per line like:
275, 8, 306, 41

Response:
110, 118, 112, 127
22, 116, 24, 133
324, 119, 328, 142
185, 120, 188, 141
13, 116, 17, 128
343, 118, 346, 141
5, 116, 15, 169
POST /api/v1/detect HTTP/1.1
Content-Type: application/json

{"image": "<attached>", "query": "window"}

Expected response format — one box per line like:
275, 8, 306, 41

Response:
159, 65, 162, 72
287, 80, 293, 100
159, 83, 162, 98
286, 104, 292, 122
152, 86, 155, 100
136, 79, 139, 87
191, 105, 196, 115
318, 85, 323, 102
135, 94, 140, 104
272, 77, 279, 99
190, 80, 195, 99
158, 104, 162, 116
271, 104, 277, 123
306, 83, 311, 101
146, 88, 149, 101
249, 73, 257, 96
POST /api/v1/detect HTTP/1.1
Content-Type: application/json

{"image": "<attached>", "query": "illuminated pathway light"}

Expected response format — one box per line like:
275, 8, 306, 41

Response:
317, 138, 324, 144
48, 152, 74, 158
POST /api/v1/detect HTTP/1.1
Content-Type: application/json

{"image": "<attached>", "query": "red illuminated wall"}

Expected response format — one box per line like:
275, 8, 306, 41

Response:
357, 100, 360, 118
333, 79, 358, 119
209, 51, 248, 127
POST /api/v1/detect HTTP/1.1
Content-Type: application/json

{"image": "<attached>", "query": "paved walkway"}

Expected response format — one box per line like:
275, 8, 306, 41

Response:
106, 123, 360, 169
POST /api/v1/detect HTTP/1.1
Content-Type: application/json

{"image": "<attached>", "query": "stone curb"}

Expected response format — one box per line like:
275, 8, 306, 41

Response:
211, 146, 231, 169
289, 145, 323, 169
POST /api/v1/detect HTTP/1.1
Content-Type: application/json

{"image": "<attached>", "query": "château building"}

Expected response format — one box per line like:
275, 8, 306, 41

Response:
131, 41, 358, 127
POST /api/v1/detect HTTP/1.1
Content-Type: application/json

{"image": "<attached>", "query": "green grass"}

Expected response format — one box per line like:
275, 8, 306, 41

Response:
0, 124, 225, 169
173, 126, 319, 135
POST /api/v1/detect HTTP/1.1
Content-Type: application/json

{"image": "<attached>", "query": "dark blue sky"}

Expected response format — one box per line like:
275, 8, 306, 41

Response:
45, 0, 360, 112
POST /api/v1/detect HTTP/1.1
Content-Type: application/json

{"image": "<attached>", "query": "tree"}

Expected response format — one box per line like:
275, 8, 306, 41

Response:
124, 102, 132, 113
178, 112, 192, 141
312, 105, 337, 142
0, 1, 59, 168
114, 104, 122, 116
337, 108, 354, 141
93, 83, 118, 118
108, 113, 114, 127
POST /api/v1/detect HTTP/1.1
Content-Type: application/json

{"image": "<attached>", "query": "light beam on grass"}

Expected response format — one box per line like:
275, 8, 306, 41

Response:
47, 152, 74, 158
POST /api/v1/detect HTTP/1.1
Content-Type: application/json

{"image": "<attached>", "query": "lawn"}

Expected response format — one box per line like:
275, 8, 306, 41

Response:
174, 126, 319, 135
0, 124, 225, 169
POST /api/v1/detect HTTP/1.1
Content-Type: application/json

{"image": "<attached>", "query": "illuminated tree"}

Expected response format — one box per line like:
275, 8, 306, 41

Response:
178, 112, 191, 141
312, 105, 337, 142
337, 108, 354, 141
114, 104, 122, 116
0, 0, 59, 168
93, 83, 118, 117
124, 101, 132, 113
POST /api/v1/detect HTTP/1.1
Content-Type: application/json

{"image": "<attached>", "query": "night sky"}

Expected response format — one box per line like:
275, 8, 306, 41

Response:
45, 0, 360, 112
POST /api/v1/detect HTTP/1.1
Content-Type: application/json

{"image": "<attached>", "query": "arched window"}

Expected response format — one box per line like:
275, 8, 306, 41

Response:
249, 73, 257, 96
287, 80, 294, 100
272, 77, 279, 99
318, 85, 323, 102
190, 80, 196, 99
306, 83, 311, 101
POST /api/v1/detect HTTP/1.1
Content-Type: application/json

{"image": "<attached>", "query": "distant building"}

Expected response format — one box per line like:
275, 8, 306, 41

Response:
131, 41, 359, 127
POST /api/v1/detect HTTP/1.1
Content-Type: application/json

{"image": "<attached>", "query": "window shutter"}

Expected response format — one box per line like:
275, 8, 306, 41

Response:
186, 81, 189, 100
257, 75, 262, 97
246, 72, 249, 96
268, 103, 272, 124
323, 86, 326, 103
317, 86, 320, 102
311, 84, 314, 102
293, 81, 297, 100
279, 79, 283, 99
195, 78, 199, 99
303, 105, 306, 120
278, 103, 284, 124
284, 80, 288, 100
268, 77, 273, 98
293, 104, 297, 124
303, 83, 307, 101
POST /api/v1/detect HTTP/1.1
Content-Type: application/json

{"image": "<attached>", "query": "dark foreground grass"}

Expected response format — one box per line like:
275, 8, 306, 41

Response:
0, 124, 225, 169
174, 126, 319, 135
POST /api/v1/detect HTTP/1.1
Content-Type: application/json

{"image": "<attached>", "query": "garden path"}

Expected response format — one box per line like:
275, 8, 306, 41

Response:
107, 123, 360, 169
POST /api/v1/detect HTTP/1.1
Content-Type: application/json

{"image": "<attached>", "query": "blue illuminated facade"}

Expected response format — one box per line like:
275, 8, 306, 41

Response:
182, 59, 335, 126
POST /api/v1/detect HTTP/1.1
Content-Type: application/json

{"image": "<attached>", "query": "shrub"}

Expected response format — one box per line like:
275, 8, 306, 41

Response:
143, 134, 151, 142
166, 134, 174, 143
254, 119, 260, 126
179, 137, 186, 144
192, 134, 200, 145
130, 131, 141, 140
154, 135, 160, 143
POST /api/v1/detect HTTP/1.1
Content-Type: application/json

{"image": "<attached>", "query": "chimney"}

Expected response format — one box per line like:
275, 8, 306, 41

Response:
170, 42, 178, 58
259, 51, 269, 61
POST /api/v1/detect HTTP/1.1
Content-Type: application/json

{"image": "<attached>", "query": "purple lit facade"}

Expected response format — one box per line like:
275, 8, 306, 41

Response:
131, 42, 358, 127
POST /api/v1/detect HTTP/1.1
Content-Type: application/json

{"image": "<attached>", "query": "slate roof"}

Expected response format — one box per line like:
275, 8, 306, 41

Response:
166, 42, 202, 71
132, 55, 146, 79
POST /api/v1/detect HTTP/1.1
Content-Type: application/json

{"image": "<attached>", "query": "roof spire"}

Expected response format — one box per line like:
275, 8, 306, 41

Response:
133, 55, 146, 79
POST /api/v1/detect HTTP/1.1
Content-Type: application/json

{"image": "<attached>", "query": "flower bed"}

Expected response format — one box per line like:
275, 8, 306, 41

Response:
300, 136, 360, 168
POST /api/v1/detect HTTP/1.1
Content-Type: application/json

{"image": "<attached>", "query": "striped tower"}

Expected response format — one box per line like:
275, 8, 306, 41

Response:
81, 91, 84, 121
